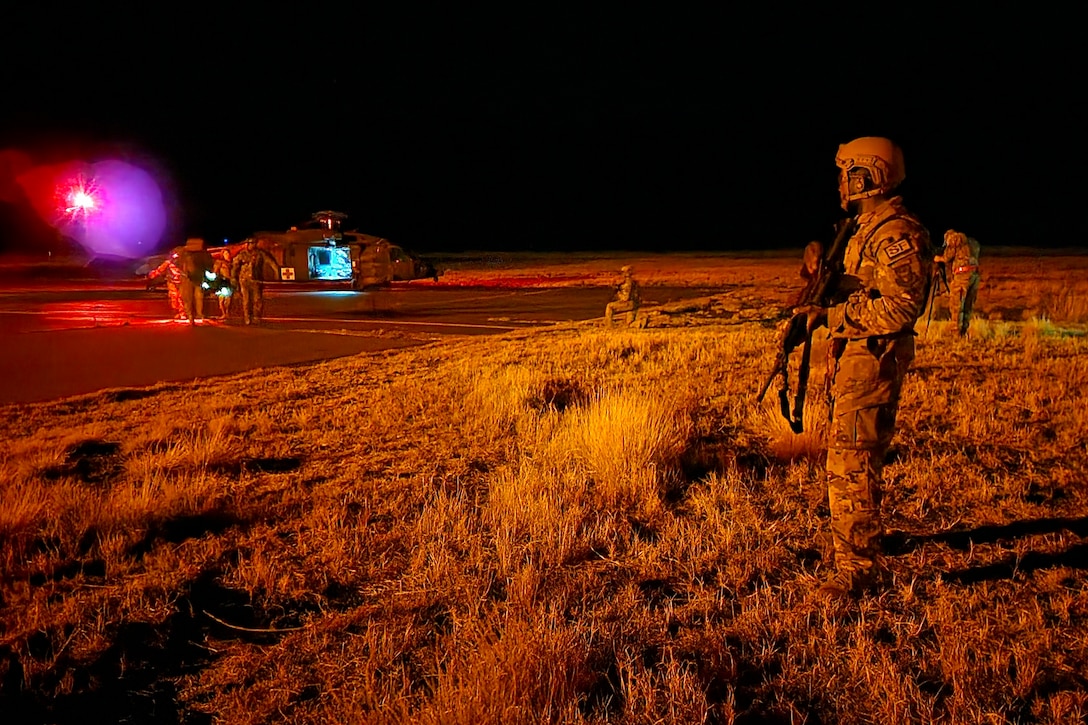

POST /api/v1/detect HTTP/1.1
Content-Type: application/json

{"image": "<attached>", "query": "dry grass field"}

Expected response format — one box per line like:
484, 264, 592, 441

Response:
2, 249, 1087, 724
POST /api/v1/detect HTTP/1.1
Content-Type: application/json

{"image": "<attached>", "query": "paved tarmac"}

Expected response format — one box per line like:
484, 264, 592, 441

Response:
1, 281, 714, 404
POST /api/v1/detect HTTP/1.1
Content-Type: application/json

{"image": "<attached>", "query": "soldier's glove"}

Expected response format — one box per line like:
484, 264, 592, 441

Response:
792, 304, 827, 334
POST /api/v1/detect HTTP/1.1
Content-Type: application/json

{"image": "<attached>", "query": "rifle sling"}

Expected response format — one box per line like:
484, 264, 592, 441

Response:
790, 334, 813, 433
775, 332, 813, 434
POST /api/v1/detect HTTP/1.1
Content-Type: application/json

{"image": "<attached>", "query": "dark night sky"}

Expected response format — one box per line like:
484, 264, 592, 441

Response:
1, 5, 1083, 255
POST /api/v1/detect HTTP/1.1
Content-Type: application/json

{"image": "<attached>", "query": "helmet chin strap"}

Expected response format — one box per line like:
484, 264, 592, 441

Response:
848, 187, 884, 202
841, 188, 890, 212
839, 167, 892, 210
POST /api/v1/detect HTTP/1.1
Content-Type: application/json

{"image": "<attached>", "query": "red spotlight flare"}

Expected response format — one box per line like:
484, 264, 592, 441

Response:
16, 158, 168, 257
57, 173, 104, 225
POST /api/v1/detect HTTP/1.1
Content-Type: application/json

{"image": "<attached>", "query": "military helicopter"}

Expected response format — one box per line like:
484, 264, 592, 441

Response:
211, 211, 440, 290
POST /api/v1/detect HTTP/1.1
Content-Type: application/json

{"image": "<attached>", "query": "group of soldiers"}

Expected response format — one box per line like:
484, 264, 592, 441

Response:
603, 137, 982, 603
148, 237, 279, 326
148, 138, 974, 603
604, 221, 980, 337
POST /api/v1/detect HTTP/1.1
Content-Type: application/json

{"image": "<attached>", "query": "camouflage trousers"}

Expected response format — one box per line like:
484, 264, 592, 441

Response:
825, 402, 898, 580
605, 300, 639, 326
178, 278, 204, 324
239, 280, 264, 324
166, 281, 185, 318
948, 273, 980, 336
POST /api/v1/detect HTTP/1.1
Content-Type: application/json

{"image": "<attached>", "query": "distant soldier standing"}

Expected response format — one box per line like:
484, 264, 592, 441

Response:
147, 247, 186, 320
795, 137, 933, 600
212, 248, 235, 319
605, 265, 642, 327
177, 237, 215, 325
231, 238, 279, 325
935, 229, 981, 337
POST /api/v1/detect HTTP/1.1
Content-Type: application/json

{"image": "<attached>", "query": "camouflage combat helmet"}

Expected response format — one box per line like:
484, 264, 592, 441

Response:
944, 229, 965, 246
835, 137, 905, 210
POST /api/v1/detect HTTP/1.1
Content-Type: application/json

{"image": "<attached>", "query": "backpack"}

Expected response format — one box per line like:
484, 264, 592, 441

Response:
180, 250, 213, 285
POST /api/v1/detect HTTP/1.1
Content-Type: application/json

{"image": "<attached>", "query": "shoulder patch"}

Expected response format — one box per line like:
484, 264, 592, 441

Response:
879, 238, 915, 264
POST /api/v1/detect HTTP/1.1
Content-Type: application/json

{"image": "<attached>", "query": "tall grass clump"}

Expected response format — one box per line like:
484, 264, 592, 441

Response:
564, 388, 693, 511
484, 386, 694, 574
486, 456, 587, 573
414, 614, 589, 725
461, 363, 543, 435
749, 392, 829, 463
746, 333, 831, 463
0, 467, 50, 542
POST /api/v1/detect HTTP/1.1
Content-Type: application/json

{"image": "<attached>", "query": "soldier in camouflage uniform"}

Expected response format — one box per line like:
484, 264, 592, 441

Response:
212, 248, 235, 319
797, 137, 933, 599
935, 229, 981, 337
605, 265, 642, 327
147, 247, 186, 320
177, 237, 216, 326
230, 238, 279, 325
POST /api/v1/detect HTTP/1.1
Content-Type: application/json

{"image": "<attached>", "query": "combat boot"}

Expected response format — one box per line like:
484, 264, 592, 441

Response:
816, 569, 859, 601
816, 566, 876, 601
817, 560, 890, 601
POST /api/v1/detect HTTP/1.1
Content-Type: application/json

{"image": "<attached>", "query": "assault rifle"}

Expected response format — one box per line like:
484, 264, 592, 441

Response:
755, 217, 855, 433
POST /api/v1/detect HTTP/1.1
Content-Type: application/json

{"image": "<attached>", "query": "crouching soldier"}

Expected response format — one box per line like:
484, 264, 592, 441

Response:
605, 265, 642, 327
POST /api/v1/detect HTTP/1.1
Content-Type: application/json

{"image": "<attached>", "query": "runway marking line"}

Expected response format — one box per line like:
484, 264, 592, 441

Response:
264, 317, 520, 331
